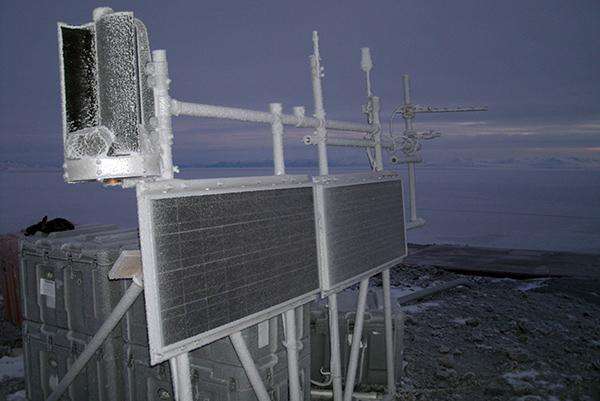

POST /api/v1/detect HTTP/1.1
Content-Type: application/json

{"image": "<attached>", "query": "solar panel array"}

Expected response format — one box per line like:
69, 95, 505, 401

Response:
146, 184, 319, 347
314, 175, 406, 292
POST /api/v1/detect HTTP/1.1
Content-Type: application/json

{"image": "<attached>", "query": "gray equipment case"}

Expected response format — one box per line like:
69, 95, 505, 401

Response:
124, 313, 312, 401
310, 306, 404, 391
20, 225, 139, 337
20, 225, 313, 401
23, 320, 125, 401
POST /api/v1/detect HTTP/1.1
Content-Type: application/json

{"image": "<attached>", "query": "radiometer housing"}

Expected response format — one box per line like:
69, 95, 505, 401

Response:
58, 9, 161, 183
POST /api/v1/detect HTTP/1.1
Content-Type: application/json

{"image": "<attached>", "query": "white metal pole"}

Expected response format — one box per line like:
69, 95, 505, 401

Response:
230, 332, 272, 401
310, 31, 329, 176
170, 353, 193, 401
328, 294, 343, 401
270, 103, 286, 176
343, 279, 369, 401
402, 75, 419, 222
169, 359, 180, 398
361, 47, 373, 97
151, 50, 175, 180
284, 309, 301, 401
271, 98, 300, 401
381, 269, 396, 397
402, 74, 411, 108
408, 162, 418, 222
46, 281, 143, 401
171, 100, 373, 134
371, 96, 384, 171
303, 135, 393, 150
309, 30, 343, 401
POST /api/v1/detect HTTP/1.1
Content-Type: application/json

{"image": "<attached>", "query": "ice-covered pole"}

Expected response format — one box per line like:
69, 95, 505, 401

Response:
230, 332, 272, 401
310, 30, 343, 401
270, 103, 286, 176
361, 47, 373, 97
402, 74, 419, 223
46, 280, 143, 401
360, 47, 383, 170
150, 50, 176, 179
310, 31, 329, 176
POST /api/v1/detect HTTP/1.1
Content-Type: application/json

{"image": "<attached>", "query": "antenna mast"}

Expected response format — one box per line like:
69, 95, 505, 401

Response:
390, 74, 488, 227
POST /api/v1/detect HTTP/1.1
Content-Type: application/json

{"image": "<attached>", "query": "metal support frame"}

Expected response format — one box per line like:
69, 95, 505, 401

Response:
284, 309, 302, 401
46, 280, 144, 401
397, 74, 486, 228
151, 50, 176, 180
311, 31, 330, 177
303, 135, 393, 151
343, 279, 369, 401
151, 50, 195, 401
270, 103, 286, 176
52, 19, 406, 401
371, 96, 384, 171
402, 75, 420, 228
170, 353, 194, 401
273, 128, 304, 401
309, 31, 344, 401
309, 37, 398, 401
381, 269, 396, 396
230, 332, 272, 401
170, 100, 373, 134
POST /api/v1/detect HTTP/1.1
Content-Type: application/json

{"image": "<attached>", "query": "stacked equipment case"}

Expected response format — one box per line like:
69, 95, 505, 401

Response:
20, 226, 311, 401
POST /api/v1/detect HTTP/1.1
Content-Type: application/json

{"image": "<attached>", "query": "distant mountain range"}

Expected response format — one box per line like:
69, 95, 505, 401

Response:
2, 156, 600, 172
423, 156, 600, 170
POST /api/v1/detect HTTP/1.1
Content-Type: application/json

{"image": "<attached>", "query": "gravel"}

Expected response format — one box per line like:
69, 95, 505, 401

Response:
389, 263, 600, 401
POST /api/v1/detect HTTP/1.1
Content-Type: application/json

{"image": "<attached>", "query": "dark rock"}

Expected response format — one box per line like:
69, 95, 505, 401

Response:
438, 354, 455, 369
484, 385, 506, 396
435, 367, 457, 381
438, 345, 450, 354
462, 371, 476, 382
506, 349, 529, 363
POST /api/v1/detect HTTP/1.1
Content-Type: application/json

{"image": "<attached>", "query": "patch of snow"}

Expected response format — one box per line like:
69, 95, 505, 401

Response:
7, 390, 26, 401
402, 301, 441, 314
391, 286, 424, 298
503, 370, 539, 381
0, 355, 24, 380
489, 277, 518, 284
517, 279, 549, 292
502, 370, 540, 391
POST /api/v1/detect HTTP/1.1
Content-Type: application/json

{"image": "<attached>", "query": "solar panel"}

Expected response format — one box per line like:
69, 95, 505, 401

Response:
137, 175, 320, 364
313, 173, 407, 295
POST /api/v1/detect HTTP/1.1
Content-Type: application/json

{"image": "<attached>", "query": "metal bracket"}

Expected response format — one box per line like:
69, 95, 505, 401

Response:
108, 250, 143, 282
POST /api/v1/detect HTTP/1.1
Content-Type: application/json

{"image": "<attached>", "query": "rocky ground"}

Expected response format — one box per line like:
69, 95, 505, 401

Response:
386, 263, 600, 401
1, 254, 599, 400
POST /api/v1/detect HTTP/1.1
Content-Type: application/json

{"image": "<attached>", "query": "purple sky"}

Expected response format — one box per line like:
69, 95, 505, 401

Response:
1, 0, 599, 166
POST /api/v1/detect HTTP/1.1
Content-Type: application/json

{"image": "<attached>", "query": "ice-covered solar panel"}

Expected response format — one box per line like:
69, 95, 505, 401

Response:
137, 176, 319, 363
313, 173, 407, 294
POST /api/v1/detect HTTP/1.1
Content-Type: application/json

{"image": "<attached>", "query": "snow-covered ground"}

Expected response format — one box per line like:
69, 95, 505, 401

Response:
0, 354, 25, 401
0, 355, 23, 381
1, 166, 599, 253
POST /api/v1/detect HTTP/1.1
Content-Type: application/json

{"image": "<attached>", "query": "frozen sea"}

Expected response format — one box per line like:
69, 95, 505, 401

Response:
1, 166, 598, 253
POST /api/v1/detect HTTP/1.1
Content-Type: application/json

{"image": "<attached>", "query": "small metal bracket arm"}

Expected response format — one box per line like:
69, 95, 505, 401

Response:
108, 250, 144, 286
